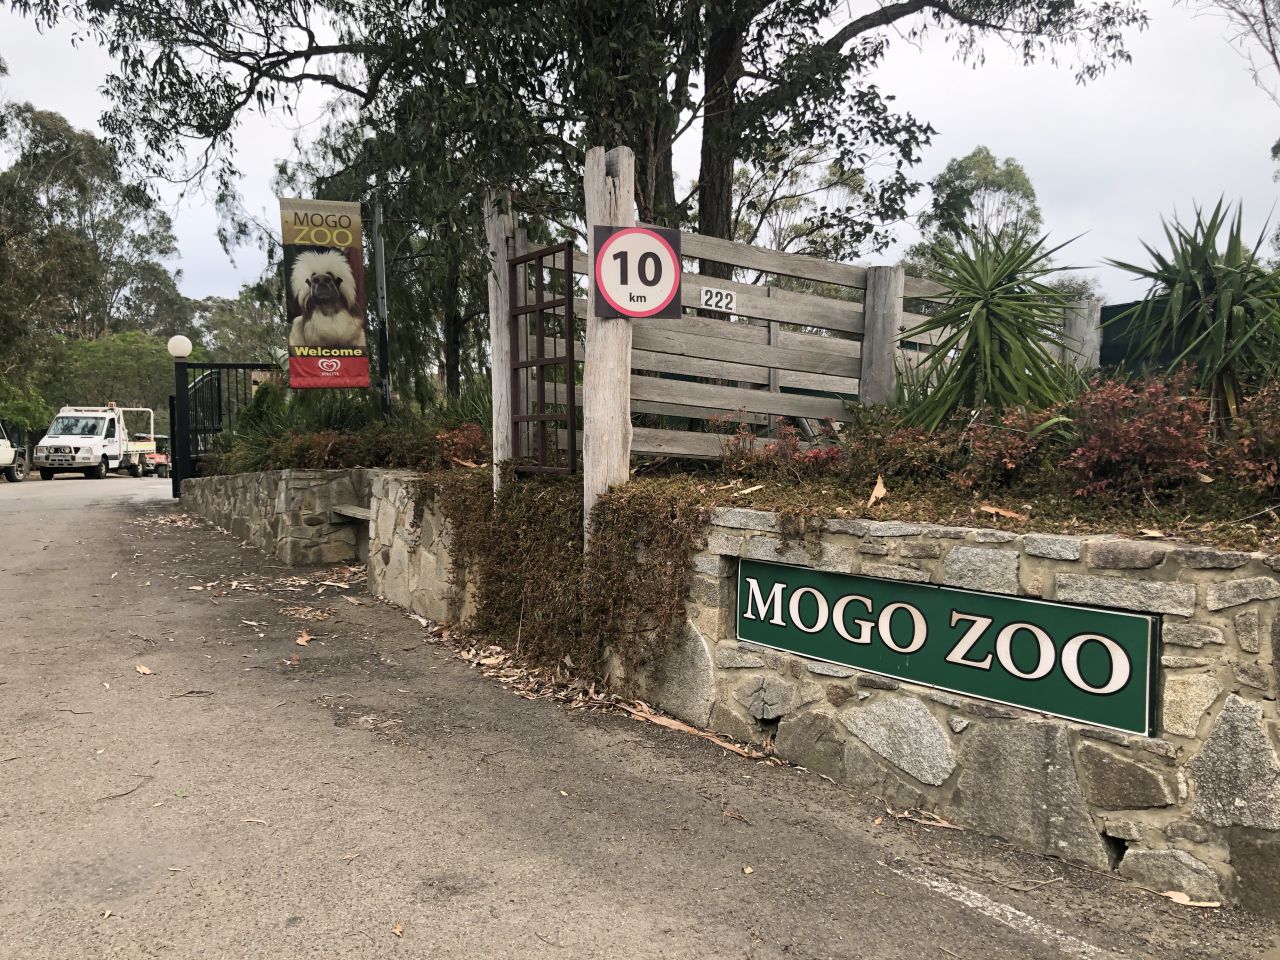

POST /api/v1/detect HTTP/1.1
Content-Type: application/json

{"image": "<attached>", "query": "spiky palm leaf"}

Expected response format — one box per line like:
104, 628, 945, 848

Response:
1107, 200, 1280, 420
901, 227, 1076, 431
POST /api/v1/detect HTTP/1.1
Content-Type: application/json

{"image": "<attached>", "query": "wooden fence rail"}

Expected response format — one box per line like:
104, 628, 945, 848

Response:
484, 147, 1103, 529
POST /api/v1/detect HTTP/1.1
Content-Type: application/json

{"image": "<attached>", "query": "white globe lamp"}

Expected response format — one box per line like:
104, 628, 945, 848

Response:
167, 335, 193, 359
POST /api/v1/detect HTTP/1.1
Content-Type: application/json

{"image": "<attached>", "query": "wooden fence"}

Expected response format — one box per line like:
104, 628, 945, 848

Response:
486, 146, 1102, 519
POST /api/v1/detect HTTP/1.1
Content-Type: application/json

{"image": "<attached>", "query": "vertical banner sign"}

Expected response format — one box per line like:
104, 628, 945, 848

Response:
279, 198, 370, 389
592, 225, 682, 319
737, 559, 1158, 736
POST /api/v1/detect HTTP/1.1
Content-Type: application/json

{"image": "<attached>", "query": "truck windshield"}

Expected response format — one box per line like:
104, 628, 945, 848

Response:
49, 416, 105, 436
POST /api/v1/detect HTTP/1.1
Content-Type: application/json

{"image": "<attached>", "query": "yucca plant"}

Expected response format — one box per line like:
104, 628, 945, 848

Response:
901, 227, 1077, 431
1107, 201, 1280, 421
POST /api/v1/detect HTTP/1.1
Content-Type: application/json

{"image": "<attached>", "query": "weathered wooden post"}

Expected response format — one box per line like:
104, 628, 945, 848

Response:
1062, 299, 1103, 371
583, 146, 636, 533
484, 192, 513, 491
860, 264, 905, 406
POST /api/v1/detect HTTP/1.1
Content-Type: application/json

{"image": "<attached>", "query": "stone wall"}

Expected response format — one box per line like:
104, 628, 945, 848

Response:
690, 509, 1280, 913
181, 468, 371, 565
193, 469, 1280, 912
366, 471, 476, 622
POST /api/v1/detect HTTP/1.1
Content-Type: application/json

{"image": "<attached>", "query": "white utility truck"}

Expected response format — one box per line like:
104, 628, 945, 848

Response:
34, 405, 156, 480
0, 422, 26, 482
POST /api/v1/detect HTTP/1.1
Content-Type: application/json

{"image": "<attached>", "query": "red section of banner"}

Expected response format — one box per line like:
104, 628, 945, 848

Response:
289, 353, 370, 389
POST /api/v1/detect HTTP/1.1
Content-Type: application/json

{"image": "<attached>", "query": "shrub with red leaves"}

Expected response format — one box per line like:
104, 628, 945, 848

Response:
723, 422, 842, 479
1228, 383, 1280, 492
1062, 370, 1211, 497
958, 406, 1062, 490
437, 422, 489, 463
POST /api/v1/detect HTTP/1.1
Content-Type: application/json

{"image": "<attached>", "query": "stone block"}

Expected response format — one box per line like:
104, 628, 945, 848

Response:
708, 701, 762, 744
1087, 540, 1170, 570
774, 710, 849, 782
858, 543, 891, 556
974, 529, 1019, 543
1103, 818, 1144, 842
1162, 673, 1222, 739
1076, 741, 1178, 809
1205, 576, 1280, 612
1235, 609, 1262, 654
1119, 849, 1222, 902
941, 546, 1020, 595
863, 521, 927, 537
692, 552, 734, 577
641, 623, 717, 727
900, 542, 942, 560
805, 661, 858, 678
1228, 828, 1280, 919
740, 535, 813, 566
948, 717, 970, 734
732, 674, 799, 721
923, 526, 970, 540
1189, 694, 1280, 829
840, 695, 955, 786
1166, 820, 1213, 844
1162, 622, 1225, 648
1055, 574, 1195, 617
706, 530, 744, 556
822, 518, 870, 537
856, 674, 899, 690
826, 683, 855, 707
1172, 548, 1252, 570
710, 507, 777, 532
1023, 534, 1083, 561
1162, 656, 1215, 669
1231, 660, 1271, 691
860, 562, 931, 584
953, 723, 1111, 870
714, 644, 766, 670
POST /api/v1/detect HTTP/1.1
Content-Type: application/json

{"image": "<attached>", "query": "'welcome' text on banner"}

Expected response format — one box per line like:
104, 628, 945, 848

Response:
736, 558, 1158, 735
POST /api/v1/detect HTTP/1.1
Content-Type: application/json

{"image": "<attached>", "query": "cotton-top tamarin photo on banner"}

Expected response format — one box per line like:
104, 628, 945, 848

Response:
278, 198, 371, 389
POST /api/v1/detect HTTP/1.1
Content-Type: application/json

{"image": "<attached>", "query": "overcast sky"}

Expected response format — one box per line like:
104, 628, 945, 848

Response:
1, 1, 1275, 302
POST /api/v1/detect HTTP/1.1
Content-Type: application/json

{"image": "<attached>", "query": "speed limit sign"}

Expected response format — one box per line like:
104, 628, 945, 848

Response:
592, 225, 682, 319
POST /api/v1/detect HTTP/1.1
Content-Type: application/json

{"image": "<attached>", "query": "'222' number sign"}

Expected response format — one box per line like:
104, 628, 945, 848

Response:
699, 286, 737, 314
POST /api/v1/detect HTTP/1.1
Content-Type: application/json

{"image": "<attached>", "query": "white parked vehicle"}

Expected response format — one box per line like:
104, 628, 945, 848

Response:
0, 422, 26, 482
34, 405, 156, 481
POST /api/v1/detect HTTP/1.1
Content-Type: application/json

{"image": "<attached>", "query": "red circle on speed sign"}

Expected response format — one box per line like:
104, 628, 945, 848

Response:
594, 227, 681, 318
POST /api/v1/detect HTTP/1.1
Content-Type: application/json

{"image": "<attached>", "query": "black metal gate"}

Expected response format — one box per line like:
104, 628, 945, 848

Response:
509, 241, 579, 474
171, 361, 277, 497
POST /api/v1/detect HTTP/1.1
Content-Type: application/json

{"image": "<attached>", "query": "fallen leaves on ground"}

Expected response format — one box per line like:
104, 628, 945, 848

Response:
134, 664, 154, 676
295, 631, 313, 646
979, 504, 1029, 522
1159, 890, 1221, 908
418, 619, 778, 763
742, 866, 754, 875
391, 924, 404, 938
867, 475, 887, 508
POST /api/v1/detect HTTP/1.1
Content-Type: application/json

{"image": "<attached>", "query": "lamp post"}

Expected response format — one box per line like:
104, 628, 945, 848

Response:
167, 335, 192, 499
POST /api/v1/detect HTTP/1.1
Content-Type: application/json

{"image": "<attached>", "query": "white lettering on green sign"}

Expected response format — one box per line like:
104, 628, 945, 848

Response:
736, 559, 1156, 735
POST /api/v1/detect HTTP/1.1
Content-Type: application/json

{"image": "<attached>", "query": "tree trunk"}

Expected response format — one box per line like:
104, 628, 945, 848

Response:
698, 13, 747, 279
442, 225, 463, 399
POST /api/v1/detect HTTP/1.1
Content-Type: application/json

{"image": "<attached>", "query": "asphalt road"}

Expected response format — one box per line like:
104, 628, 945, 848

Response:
1, 475, 1277, 959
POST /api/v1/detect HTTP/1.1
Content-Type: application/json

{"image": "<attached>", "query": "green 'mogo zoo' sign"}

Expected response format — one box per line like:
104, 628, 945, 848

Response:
737, 559, 1158, 736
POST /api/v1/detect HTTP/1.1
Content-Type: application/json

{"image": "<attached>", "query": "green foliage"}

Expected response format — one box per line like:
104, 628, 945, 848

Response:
427, 466, 707, 684
1107, 200, 1280, 418
902, 227, 1076, 430
921, 146, 1042, 242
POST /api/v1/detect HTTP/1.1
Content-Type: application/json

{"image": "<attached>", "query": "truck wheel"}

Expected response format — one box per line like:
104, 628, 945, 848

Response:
128, 463, 142, 478
39, 469, 54, 481
85, 458, 108, 480
3, 461, 25, 482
